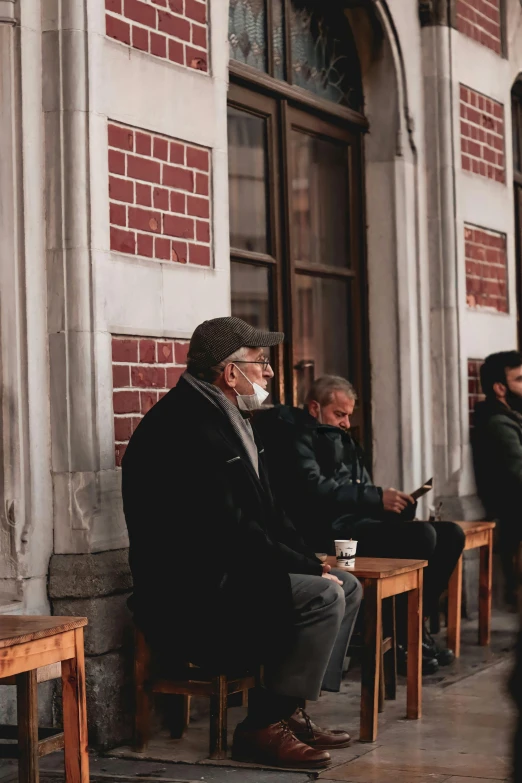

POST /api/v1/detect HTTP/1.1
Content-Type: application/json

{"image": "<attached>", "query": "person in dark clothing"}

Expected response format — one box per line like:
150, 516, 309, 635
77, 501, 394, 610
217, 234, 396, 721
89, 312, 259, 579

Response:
256, 375, 465, 673
472, 350, 522, 607
122, 319, 362, 770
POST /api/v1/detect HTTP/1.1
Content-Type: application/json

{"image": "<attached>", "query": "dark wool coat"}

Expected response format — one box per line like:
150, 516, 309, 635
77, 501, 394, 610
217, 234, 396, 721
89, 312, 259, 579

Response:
122, 377, 322, 669
473, 398, 522, 526
254, 405, 386, 553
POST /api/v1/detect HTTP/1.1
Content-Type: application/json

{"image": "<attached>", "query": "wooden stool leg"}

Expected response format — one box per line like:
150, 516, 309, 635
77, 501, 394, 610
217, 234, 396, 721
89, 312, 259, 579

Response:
407, 572, 423, 721
447, 556, 463, 658
16, 670, 39, 783
61, 628, 89, 783
378, 627, 385, 714
209, 675, 227, 760
169, 695, 190, 739
133, 628, 152, 752
479, 531, 493, 646
384, 597, 397, 701
360, 580, 382, 742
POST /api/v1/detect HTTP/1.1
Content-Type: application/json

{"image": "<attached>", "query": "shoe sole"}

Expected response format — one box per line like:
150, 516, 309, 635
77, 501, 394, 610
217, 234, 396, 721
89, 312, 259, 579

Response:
231, 753, 332, 769
306, 740, 351, 750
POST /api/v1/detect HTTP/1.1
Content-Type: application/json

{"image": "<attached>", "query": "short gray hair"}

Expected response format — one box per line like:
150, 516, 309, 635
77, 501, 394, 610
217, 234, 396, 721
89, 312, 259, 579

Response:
187, 345, 250, 383
306, 375, 357, 407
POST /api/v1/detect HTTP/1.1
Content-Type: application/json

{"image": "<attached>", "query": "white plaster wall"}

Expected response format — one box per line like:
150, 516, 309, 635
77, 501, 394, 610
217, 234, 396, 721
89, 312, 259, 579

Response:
48, 0, 231, 554
450, 1, 522, 504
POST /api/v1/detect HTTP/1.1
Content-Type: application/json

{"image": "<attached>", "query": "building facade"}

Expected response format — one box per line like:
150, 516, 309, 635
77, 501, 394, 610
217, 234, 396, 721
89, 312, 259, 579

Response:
1, 0, 522, 747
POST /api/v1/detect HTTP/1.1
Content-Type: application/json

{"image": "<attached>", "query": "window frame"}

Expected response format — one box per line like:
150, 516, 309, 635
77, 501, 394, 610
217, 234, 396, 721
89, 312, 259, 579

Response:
227, 5, 371, 446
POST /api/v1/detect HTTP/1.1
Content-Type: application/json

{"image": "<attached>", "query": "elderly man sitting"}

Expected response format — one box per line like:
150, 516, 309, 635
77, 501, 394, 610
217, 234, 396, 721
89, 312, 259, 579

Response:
122, 319, 362, 770
256, 375, 465, 675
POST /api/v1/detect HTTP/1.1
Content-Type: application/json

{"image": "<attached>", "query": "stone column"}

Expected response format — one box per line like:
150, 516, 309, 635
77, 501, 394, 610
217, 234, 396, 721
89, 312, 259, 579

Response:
43, 0, 130, 745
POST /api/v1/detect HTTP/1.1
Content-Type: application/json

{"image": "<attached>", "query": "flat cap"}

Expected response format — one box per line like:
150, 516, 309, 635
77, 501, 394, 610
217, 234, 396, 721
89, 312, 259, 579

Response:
187, 316, 284, 370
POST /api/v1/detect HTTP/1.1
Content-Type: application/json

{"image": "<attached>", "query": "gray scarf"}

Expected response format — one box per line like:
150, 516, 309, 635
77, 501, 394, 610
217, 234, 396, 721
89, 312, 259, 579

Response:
183, 372, 259, 476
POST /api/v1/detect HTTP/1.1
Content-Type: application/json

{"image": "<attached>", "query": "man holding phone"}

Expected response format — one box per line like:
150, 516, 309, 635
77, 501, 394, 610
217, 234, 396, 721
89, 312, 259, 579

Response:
256, 375, 465, 673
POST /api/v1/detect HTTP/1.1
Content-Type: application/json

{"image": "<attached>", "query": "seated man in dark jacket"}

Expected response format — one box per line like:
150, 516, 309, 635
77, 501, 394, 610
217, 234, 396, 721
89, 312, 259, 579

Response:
256, 375, 465, 672
473, 351, 522, 606
122, 319, 362, 770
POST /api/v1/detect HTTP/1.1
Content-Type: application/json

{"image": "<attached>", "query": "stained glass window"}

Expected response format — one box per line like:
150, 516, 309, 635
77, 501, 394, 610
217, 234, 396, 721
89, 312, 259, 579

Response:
228, 0, 362, 111
289, 1, 361, 109
228, 0, 267, 73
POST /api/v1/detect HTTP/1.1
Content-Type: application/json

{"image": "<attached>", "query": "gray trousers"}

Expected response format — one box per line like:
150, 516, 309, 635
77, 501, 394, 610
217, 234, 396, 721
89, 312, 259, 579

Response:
265, 570, 362, 701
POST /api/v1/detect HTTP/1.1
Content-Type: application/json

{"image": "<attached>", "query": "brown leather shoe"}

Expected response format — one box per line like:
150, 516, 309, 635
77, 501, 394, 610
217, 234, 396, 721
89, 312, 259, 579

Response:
232, 719, 331, 769
288, 708, 351, 750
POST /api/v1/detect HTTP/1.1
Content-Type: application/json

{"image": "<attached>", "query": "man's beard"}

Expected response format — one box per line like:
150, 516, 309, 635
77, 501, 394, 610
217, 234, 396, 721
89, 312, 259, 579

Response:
506, 388, 522, 414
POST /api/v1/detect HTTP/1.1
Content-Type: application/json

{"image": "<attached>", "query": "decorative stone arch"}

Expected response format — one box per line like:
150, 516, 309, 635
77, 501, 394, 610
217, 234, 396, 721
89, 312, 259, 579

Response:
346, 1, 433, 495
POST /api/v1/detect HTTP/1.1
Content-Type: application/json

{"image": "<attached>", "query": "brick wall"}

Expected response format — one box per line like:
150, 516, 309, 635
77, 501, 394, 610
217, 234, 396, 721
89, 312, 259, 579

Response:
105, 0, 208, 72
465, 224, 508, 313
456, 0, 502, 56
112, 335, 188, 466
108, 122, 211, 266
460, 86, 505, 183
468, 358, 485, 428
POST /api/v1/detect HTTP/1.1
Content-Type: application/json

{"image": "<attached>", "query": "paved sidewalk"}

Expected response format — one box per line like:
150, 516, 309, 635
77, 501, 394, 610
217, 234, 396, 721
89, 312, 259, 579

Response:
0, 611, 517, 783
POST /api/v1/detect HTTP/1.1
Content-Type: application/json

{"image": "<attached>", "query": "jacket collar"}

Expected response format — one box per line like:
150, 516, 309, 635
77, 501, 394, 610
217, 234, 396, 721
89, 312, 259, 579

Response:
175, 376, 269, 489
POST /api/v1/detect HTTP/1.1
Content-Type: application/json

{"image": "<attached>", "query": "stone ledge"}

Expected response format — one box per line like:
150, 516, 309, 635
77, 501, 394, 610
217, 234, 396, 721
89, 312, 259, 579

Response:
52, 593, 132, 656
49, 549, 132, 599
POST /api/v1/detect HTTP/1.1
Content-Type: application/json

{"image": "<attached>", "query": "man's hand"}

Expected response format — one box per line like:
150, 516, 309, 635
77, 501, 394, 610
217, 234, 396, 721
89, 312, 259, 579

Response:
382, 487, 415, 514
322, 572, 343, 586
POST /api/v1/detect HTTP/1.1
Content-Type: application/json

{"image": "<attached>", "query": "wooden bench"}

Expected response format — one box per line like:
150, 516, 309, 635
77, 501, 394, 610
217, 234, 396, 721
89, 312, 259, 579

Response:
328, 556, 427, 742
0, 616, 89, 783
446, 520, 495, 658
133, 627, 261, 760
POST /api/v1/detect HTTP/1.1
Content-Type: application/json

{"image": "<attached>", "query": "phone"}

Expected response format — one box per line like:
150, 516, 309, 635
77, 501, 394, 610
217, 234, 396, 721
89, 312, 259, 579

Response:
410, 477, 433, 501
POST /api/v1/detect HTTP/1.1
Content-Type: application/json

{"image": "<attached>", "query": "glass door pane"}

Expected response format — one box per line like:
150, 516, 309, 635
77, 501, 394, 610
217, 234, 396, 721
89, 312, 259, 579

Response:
230, 261, 270, 328
290, 130, 350, 268
228, 106, 269, 254
293, 274, 350, 404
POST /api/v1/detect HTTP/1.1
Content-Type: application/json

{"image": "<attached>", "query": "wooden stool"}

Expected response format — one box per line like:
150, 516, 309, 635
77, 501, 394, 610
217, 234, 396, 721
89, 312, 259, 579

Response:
133, 627, 261, 760
0, 663, 64, 764
447, 520, 496, 658
328, 556, 427, 742
0, 616, 89, 783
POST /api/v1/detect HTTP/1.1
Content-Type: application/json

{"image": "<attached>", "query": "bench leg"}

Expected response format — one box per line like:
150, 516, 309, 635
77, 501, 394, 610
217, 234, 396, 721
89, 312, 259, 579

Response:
479, 531, 493, 647
133, 628, 152, 752
447, 556, 462, 658
360, 580, 382, 742
384, 597, 397, 701
407, 572, 423, 721
209, 675, 227, 760
62, 628, 89, 783
16, 670, 39, 783
169, 695, 190, 739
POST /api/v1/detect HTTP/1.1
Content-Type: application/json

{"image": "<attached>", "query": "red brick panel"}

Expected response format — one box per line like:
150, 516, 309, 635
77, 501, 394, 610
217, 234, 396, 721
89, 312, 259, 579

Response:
460, 86, 505, 183
465, 224, 508, 313
108, 121, 211, 266
112, 335, 188, 466
456, 0, 502, 56
468, 358, 485, 428
105, 0, 208, 72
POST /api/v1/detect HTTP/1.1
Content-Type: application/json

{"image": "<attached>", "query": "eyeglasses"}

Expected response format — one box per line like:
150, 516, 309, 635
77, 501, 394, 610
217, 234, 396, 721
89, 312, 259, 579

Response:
233, 359, 272, 371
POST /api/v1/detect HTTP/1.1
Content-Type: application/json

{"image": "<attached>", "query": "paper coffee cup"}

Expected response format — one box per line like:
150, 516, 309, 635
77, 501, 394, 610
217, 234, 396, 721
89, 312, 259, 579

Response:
335, 540, 357, 568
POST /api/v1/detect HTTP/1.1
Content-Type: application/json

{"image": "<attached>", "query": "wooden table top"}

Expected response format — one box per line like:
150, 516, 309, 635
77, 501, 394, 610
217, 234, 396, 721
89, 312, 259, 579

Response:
455, 520, 496, 533
0, 616, 87, 649
327, 556, 427, 579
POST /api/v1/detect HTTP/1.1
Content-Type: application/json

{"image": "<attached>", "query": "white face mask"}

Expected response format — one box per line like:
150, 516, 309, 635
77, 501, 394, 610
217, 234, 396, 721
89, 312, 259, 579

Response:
233, 364, 269, 411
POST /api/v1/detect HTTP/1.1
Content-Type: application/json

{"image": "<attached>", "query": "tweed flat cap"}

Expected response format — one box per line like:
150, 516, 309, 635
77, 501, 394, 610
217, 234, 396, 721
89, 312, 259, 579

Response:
188, 317, 284, 369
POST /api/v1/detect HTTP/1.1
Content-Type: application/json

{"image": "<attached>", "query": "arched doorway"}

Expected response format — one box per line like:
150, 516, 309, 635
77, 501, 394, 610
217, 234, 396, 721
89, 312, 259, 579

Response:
227, 0, 369, 443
